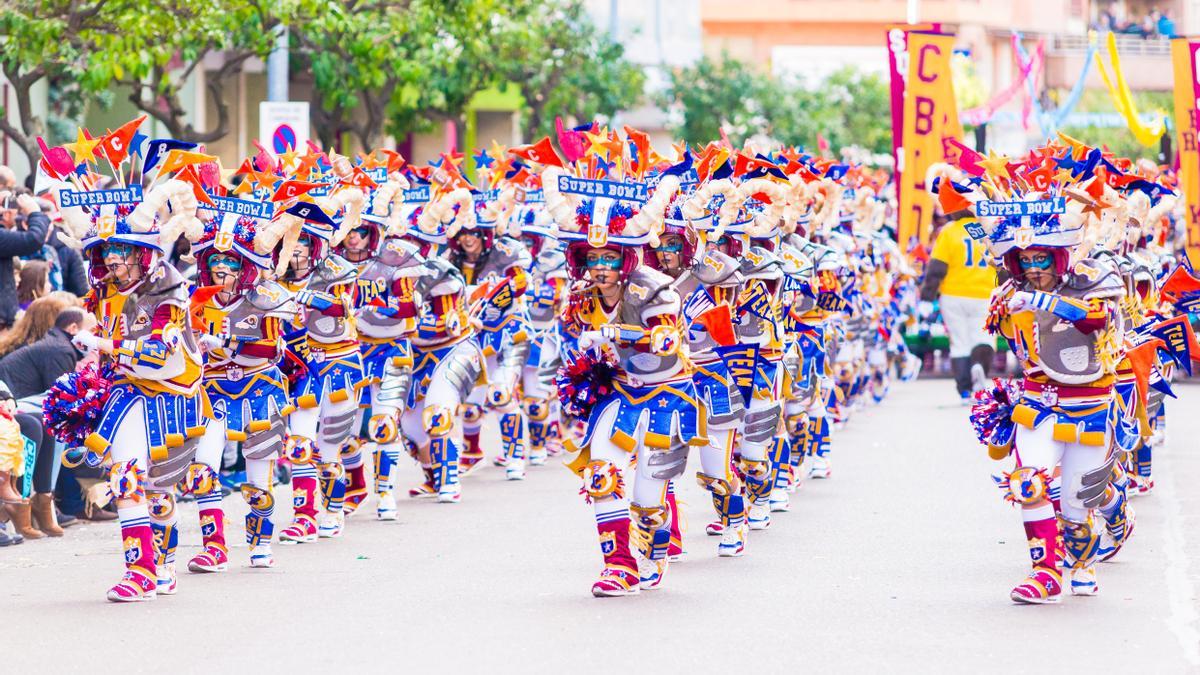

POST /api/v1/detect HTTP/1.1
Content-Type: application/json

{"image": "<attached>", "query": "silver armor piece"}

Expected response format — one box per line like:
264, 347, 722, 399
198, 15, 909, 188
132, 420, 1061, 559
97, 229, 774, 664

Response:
783, 342, 817, 403
436, 341, 485, 400
691, 248, 743, 287
528, 256, 568, 328
146, 435, 200, 491
376, 358, 411, 410
741, 402, 782, 444
120, 262, 201, 355
1031, 257, 1124, 384
303, 254, 359, 343
645, 441, 689, 480
738, 245, 784, 282
207, 281, 296, 373
502, 334, 532, 375
415, 257, 465, 304
617, 267, 684, 382
1077, 454, 1117, 509
318, 406, 358, 448
356, 237, 426, 339
242, 414, 287, 460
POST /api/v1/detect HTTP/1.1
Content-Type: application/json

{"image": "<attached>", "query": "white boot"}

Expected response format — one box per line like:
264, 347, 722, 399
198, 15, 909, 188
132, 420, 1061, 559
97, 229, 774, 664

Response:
747, 503, 772, 530
317, 511, 344, 538
377, 491, 398, 520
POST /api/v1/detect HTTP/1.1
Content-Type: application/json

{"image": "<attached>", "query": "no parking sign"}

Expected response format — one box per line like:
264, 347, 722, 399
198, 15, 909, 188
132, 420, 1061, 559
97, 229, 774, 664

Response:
259, 102, 309, 155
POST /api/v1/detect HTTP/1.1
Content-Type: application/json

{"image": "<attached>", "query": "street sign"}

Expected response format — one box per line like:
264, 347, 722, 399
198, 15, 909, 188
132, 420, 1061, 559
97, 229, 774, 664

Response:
259, 101, 309, 154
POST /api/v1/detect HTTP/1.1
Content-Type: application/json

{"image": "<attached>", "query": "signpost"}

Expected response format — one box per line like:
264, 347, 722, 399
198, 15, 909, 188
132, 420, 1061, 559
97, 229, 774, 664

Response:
259, 101, 310, 154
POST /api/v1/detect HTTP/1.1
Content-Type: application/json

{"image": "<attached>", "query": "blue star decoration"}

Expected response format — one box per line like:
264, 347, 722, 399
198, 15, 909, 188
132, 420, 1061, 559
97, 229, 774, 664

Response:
473, 149, 494, 170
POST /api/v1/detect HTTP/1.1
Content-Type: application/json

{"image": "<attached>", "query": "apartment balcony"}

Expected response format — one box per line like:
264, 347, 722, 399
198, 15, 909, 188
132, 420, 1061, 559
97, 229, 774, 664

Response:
1036, 31, 1174, 91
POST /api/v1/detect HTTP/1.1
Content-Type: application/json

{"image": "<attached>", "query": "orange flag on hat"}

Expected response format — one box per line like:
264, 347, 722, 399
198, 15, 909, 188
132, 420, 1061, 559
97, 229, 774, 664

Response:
271, 180, 327, 202
510, 137, 563, 168
159, 149, 218, 175
97, 116, 146, 166
937, 177, 973, 214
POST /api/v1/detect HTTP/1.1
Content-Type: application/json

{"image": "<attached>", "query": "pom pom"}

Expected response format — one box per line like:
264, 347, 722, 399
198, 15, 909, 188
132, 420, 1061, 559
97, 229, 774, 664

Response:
556, 348, 620, 420
42, 362, 115, 448
969, 378, 1022, 449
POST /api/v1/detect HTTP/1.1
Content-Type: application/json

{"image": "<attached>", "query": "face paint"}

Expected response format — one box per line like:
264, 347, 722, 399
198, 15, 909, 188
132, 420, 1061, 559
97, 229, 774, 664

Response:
101, 242, 138, 259
206, 253, 243, 272
1018, 254, 1053, 270
585, 250, 623, 270
654, 242, 684, 254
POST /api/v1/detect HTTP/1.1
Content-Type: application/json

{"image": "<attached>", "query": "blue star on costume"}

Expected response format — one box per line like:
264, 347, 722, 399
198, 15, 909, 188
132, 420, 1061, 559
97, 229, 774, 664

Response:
473, 149, 494, 170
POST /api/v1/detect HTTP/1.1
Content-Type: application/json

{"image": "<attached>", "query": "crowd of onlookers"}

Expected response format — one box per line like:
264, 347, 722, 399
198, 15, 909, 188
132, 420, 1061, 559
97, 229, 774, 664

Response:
1095, 4, 1176, 39
0, 164, 114, 546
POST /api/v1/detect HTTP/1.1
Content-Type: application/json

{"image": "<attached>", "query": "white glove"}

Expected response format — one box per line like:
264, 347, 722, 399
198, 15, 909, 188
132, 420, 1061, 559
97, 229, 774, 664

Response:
72, 331, 102, 353
1007, 291, 1034, 313
577, 330, 611, 351
198, 334, 226, 353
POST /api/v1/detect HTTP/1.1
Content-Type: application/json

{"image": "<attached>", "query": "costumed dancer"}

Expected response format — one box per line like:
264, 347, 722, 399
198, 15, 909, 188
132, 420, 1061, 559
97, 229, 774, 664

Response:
336, 164, 425, 520
943, 145, 1132, 603
446, 155, 534, 480
46, 122, 209, 601
276, 156, 367, 542
190, 187, 297, 569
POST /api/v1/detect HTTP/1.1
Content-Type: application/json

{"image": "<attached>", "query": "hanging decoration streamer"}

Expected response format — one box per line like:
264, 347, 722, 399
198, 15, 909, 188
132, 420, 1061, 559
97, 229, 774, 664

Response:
1014, 33, 1096, 136
961, 35, 1042, 127
1094, 31, 1168, 146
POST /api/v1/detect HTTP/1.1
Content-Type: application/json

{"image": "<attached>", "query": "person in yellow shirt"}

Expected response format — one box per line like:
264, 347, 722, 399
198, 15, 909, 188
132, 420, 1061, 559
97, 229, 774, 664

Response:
920, 213, 998, 402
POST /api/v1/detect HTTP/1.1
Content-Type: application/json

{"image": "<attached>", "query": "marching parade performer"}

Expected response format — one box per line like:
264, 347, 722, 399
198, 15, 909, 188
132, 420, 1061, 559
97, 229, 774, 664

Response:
276, 159, 367, 542
445, 158, 534, 480
543, 129, 698, 595
512, 183, 570, 466
335, 169, 425, 520
44, 120, 209, 601
648, 172, 748, 557
190, 189, 298, 569
947, 144, 1136, 603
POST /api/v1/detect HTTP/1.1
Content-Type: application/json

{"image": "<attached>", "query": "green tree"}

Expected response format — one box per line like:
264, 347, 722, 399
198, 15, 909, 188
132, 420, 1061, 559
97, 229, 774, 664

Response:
770, 66, 892, 154
86, 0, 309, 144
0, 1, 119, 169
494, 0, 644, 139
660, 53, 773, 146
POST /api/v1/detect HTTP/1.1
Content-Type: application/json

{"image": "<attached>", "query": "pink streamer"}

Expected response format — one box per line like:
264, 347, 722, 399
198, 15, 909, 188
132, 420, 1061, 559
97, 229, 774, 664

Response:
960, 36, 1044, 127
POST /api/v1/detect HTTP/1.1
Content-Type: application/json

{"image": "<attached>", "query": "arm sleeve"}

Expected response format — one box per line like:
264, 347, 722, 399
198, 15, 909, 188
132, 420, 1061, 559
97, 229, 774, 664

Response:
920, 260, 949, 301
233, 315, 283, 359
0, 212, 49, 257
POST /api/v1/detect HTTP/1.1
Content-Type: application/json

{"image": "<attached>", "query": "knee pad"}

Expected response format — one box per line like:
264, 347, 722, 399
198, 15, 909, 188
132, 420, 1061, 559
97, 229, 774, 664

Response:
319, 406, 358, 445
147, 491, 176, 520
317, 461, 345, 482
339, 437, 363, 461
181, 462, 218, 495
629, 503, 668, 531
643, 442, 688, 481
581, 460, 624, 502
523, 398, 551, 422
738, 458, 771, 481
742, 403, 782, 445
784, 413, 808, 437
995, 466, 1051, 506
107, 459, 147, 502
696, 472, 737, 497
423, 405, 455, 438
240, 484, 275, 512
460, 404, 484, 426
486, 384, 513, 408
367, 414, 399, 444
284, 435, 316, 465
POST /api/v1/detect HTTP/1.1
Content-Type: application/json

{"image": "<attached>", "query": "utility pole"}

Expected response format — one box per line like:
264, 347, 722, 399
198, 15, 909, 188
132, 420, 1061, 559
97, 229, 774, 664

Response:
267, 25, 289, 102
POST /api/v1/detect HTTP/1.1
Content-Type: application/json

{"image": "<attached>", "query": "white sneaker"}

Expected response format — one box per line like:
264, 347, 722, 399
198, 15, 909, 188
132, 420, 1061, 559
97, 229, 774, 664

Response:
249, 545, 275, 568
970, 363, 987, 394
505, 460, 526, 481
377, 492, 398, 521
705, 520, 725, 536
1070, 566, 1099, 596
747, 503, 772, 530
436, 484, 461, 503
718, 523, 746, 557
808, 456, 831, 479
638, 557, 667, 590
769, 489, 790, 512
529, 451, 547, 467
317, 512, 344, 538
156, 564, 178, 595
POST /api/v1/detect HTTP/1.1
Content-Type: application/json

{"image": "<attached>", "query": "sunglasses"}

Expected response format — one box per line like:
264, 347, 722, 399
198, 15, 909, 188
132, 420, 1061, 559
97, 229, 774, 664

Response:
1018, 255, 1053, 270
100, 242, 137, 259
206, 254, 243, 272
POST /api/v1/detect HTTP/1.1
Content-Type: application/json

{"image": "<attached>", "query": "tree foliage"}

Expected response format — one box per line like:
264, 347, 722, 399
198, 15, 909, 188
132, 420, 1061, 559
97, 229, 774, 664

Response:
660, 54, 893, 154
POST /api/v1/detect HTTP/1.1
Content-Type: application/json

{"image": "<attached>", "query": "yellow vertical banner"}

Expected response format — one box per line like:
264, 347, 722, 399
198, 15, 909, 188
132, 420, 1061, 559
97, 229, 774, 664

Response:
1171, 38, 1200, 268
899, 32, 963, 256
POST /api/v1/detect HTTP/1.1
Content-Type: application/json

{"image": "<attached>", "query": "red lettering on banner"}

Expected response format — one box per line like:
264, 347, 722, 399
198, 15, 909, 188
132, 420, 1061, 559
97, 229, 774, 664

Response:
915, 97, 935, 135
918, 44, 941, 82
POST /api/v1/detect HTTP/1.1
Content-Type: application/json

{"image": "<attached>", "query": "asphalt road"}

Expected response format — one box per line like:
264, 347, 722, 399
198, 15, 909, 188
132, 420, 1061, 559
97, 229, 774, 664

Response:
4, 378, 1198, 673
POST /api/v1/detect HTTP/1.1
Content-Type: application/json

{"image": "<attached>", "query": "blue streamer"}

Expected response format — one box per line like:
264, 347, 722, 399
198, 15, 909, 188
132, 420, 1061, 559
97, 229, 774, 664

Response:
1014, 32, 1096, 135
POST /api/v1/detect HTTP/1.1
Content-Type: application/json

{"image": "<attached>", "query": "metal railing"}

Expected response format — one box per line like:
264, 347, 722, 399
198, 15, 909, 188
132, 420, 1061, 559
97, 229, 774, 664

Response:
1044, 31, 1172, 56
